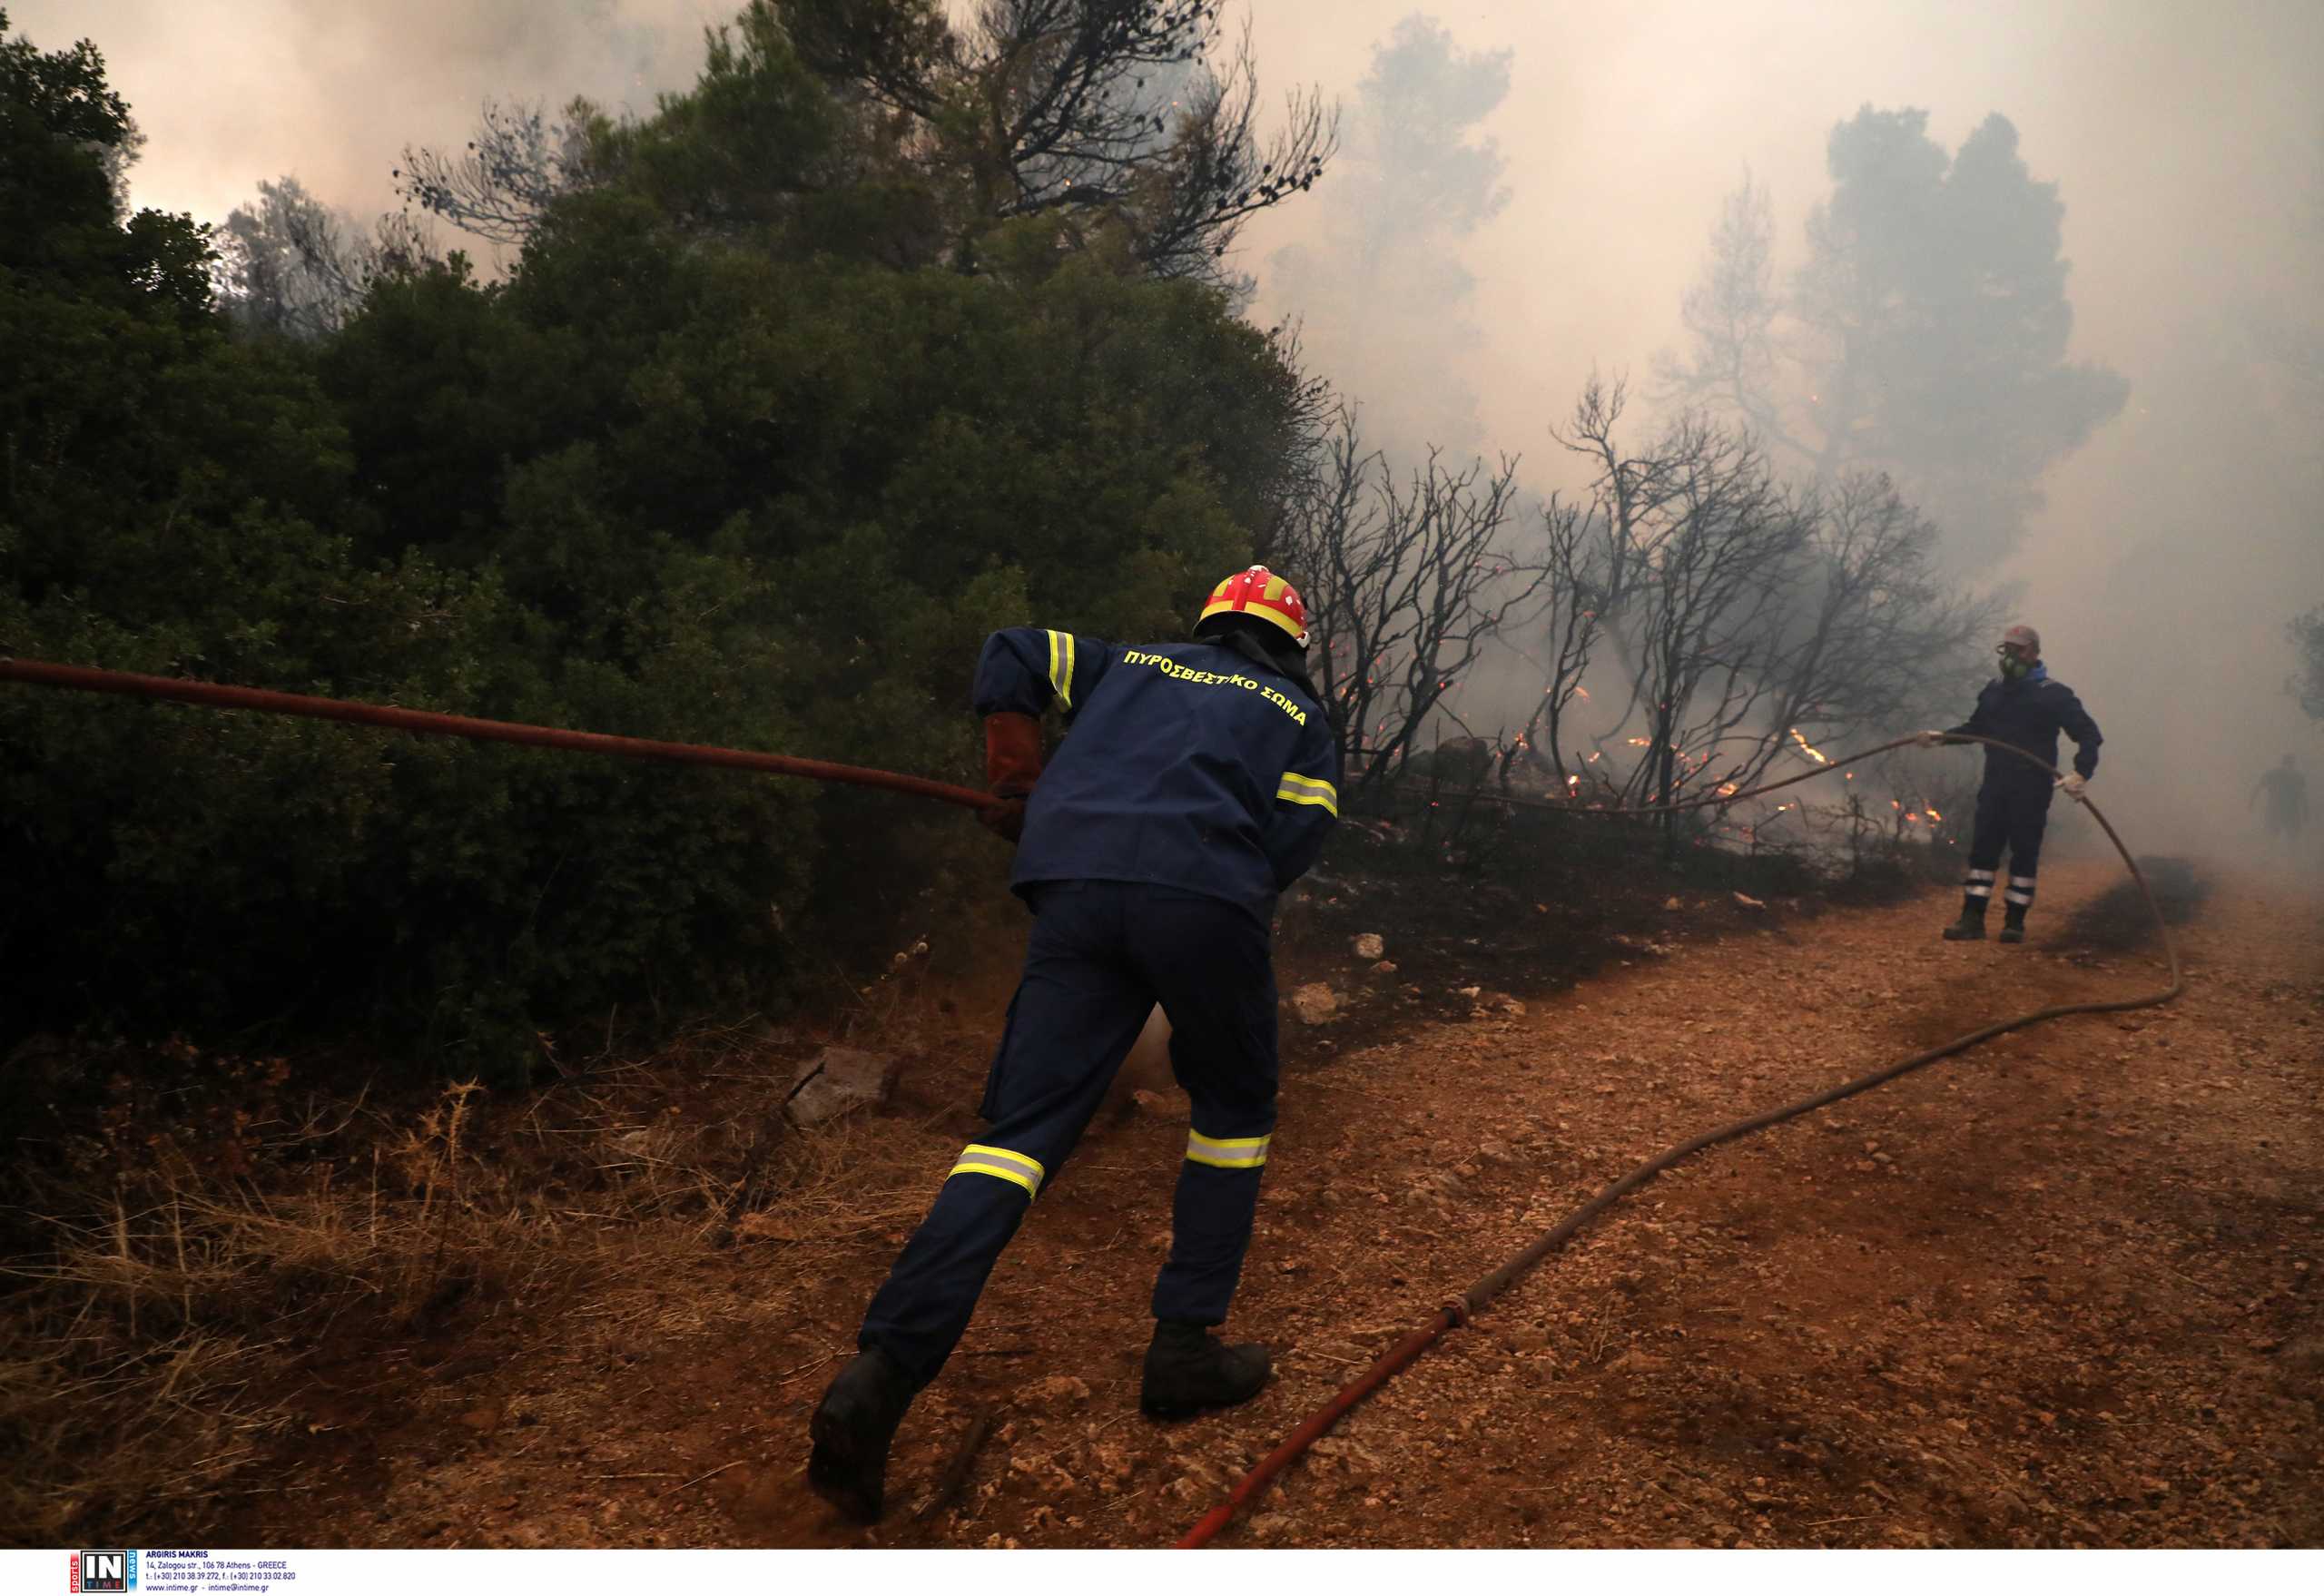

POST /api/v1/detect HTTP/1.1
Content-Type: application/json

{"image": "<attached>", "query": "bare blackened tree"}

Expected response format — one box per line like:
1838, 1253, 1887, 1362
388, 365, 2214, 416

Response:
1620, 421, 1808, 857
785, 0, 1335, 284
1752, 471, 1995, 766
1512, 494, 1601, 787
396, 97, 605, 247
1283, 408, 1546, 805
1540, 378, 1991, 859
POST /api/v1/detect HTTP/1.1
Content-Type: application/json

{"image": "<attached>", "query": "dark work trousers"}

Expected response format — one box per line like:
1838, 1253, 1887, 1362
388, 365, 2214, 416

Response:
1964, 782, 2054, 911
857, 881, 1281, 1390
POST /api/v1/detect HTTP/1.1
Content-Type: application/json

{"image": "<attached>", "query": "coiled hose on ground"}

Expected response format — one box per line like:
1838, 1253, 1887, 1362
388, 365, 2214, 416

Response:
0, 659, 2183, 1548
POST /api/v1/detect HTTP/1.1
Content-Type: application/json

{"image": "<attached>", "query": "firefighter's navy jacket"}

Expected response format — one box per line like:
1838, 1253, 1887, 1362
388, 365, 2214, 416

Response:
1948, 665, 2103, 791
972, 628, 1339, 910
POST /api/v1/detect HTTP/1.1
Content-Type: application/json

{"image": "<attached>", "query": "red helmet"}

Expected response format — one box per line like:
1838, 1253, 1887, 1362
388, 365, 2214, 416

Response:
1198, 565, 1309, 647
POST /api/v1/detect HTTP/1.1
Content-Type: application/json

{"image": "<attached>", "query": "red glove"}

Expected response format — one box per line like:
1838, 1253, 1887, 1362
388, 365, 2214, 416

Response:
981, 713, 1041, 842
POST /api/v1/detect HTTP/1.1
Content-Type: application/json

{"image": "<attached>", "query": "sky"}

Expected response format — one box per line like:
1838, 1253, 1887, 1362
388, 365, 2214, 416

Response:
18, 0, 2323, 864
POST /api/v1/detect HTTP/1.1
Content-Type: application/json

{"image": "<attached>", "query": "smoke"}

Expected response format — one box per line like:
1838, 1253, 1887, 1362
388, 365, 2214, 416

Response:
1232, 1, 2324, 879
19, 0, 2323, 874
11, 0, 728, 256
1257, 16, 1512, 458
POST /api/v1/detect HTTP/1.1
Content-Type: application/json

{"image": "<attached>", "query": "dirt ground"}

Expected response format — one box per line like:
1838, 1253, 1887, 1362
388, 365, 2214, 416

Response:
165, 848, 2316, 1552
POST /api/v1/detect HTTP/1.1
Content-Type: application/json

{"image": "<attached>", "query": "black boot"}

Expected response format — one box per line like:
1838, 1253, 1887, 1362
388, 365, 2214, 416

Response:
1941, 895, 1987, 941
1998, 904, 2028, 944
1140, 1319, 1271, 1418
808, 1346, 915, 1523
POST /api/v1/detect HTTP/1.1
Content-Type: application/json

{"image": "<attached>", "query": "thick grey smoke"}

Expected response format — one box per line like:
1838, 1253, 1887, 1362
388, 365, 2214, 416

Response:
1262, 16, 1512, 458
13, 0, 727, 256
22, 0, 2324, 872
1235, 1, 2324, 875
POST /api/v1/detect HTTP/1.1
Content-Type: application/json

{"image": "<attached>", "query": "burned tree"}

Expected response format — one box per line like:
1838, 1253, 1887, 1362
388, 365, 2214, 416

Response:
1540, 378, 1990, 861
397, 98, 604, 248
1282, 408, 1545, 806
1512, 494, 1601, 788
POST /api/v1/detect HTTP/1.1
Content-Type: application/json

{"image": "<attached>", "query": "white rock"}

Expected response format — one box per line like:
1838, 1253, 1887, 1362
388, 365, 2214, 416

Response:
786, 1046, 901, 1126
1353, 932, 1386, 960
1289, 983, 1341, 1025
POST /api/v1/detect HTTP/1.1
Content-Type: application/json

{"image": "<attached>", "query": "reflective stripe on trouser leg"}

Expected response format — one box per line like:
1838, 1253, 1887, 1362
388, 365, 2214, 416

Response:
859, 1162, 1038, 1389
1152, 1133, 1270, 1325
860, 882, 1155, 1388
1964, 866, 1995, 900
2004, 874, 2037, 908
949, 1142, 1046, 1197
1186, 1129, 1270, 1169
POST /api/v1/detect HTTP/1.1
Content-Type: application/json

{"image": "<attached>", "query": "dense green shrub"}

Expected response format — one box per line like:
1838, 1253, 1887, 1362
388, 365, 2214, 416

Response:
0, 7, 1306, 1073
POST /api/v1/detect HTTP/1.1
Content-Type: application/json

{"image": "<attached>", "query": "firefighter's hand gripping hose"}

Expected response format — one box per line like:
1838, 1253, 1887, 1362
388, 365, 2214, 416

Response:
1174, 733, 2182, 1548
0, 659, 2181, 1548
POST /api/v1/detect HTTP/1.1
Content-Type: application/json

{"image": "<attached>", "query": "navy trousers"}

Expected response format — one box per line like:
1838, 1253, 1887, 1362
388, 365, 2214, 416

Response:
1964, 782, 2053, 912
858, 881, 1281, 1390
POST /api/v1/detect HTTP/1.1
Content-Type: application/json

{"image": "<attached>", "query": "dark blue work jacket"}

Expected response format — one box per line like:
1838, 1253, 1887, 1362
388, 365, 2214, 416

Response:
972, 628, 1340, 911
1948, 666, 2102, 792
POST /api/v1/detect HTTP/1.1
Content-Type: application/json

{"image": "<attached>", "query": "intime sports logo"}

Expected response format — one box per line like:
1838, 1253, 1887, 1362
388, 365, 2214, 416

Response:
70, 1551, 136, 1593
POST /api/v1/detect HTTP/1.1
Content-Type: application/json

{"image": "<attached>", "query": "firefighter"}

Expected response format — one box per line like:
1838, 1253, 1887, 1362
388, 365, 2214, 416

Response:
806, 566, 1339, 1523
1917, 624, 2102, 944
2250, 754, 2307, 846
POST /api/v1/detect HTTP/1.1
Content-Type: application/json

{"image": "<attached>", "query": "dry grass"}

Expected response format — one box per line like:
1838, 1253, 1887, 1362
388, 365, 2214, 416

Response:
0, 999, 963, 1545
1, 1076, 534, 1540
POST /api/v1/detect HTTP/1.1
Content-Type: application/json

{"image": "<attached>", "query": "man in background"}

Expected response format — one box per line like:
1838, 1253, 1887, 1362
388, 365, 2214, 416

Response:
1919, 623, 2103, 944
2250, 754, 2307, 848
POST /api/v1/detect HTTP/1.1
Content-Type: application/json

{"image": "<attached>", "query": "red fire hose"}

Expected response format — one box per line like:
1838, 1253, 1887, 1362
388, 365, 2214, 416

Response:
0, 657, 2181, 1547
0, 657, 1000, 812
1176, 734, 2181, 1547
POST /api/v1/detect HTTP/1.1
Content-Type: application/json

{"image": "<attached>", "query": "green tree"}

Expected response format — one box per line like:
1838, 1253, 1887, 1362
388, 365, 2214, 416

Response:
1662, 108, 2128, 565
0, 10, 820, 1072
2291, 606, 2324, 722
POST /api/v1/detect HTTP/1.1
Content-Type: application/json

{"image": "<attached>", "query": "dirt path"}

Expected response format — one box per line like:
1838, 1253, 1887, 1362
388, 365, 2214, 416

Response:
248, 859, 2321, 1550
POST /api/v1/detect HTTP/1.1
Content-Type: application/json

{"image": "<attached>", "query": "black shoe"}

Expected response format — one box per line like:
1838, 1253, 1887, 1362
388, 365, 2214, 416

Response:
1998, 918, 2026, 944
808, 1347, 915, 1522
1140, 1320, 1271, 1418
1941, 911, 1986, 941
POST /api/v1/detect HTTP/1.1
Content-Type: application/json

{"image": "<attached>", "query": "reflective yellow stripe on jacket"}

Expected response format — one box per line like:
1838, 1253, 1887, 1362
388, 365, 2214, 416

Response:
1185, 1129, 1271, 1170
1045, 629, 1077, 708
1275, 771, 1338, 815
949, 1142, 1046, 1197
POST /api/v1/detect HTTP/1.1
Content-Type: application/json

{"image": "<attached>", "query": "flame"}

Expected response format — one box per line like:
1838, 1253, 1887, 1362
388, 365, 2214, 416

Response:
1627, 737, 1652, 747
1574, 686, 1590, 700
1566, 774, 1580, 789
1926, 805, 1943, 821
1787, 728, 1831, 765
1716, 782, 1739, 798
1586, 752, 1602, 764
